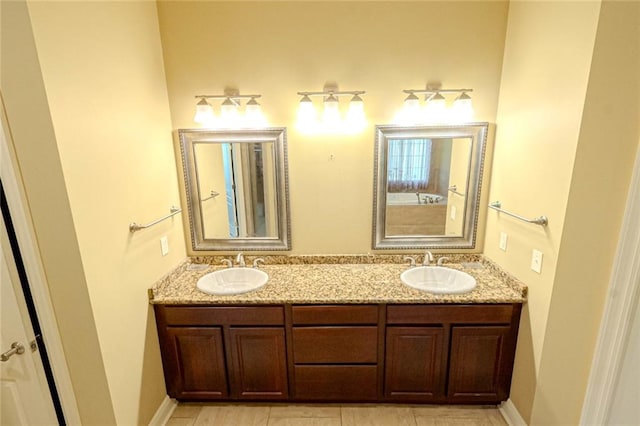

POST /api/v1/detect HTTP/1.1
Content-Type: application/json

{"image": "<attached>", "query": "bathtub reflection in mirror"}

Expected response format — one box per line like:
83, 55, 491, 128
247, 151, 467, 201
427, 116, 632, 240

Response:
373, 124, 488, 249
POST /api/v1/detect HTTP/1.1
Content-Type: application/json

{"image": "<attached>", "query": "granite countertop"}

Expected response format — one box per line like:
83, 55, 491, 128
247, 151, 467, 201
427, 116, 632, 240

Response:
150, 255, 527, 305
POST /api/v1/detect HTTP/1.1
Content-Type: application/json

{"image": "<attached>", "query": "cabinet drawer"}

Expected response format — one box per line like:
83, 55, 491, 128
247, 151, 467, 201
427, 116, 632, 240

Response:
292, 305, 378, 325
387, 305, 514, 325
292, 327, 378, 363
160, 306, 284, 326
294, 365, 378, 400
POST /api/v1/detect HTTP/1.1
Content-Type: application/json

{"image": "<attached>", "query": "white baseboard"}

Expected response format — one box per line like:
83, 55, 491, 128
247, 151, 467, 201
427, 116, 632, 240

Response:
500, 399, 527, 426
148, 396, 177, 426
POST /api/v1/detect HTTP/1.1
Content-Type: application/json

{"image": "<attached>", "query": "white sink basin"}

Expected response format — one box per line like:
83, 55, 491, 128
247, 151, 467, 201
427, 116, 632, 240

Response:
400, 266, 477, 294
197, 268, 269, 295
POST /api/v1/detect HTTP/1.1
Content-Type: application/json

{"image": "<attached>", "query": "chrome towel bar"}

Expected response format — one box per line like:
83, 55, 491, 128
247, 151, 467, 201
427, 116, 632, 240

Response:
448, 185, 465, 197
129, 206, 182, 233
489, 201, 548, 226
201, 190, 220, 202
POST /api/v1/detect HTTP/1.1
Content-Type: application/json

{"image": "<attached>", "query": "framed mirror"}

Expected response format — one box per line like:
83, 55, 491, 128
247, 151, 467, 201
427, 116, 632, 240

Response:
372, 123, 488, 249
179, 128, 291, 251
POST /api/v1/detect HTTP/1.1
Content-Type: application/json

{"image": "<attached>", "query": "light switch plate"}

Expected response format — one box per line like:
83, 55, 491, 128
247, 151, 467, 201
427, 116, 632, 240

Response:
450, 205, 457, 220
499, 232, 508, 251
160, 236, 169, 256
531, 249, 543, 273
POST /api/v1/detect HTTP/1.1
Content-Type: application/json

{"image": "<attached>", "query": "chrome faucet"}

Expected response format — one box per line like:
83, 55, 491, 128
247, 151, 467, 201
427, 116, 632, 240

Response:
236, 252, 246, 267
422, 251, 434, 266
437, 256, 450, 266
403, 256, 417, 267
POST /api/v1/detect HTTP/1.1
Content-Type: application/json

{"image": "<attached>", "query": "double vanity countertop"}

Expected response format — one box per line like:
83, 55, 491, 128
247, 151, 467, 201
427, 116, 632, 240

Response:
150, 254, 527, 305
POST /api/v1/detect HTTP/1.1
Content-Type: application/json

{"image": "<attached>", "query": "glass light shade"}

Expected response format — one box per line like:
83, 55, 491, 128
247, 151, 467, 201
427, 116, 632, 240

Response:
193, 98, 214, 124
424, 92, 447, 123
402, 93, 422, 124
220, 97, 239, 125
322, 94, 341, 127
245, 97, 266, 127
297, 95, 317, 128
345, 94, 366, 132
452, 92, 474, 122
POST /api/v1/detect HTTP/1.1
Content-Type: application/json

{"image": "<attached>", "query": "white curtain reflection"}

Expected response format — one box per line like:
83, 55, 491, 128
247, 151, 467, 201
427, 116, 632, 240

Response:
387, 139, 432, 191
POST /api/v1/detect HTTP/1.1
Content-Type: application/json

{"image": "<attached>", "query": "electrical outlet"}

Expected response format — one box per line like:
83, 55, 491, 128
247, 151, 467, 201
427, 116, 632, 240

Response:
531, 249, 543, 273
160, 236, 169, 256
499, 232, 508, 251
450, 205, 457, 220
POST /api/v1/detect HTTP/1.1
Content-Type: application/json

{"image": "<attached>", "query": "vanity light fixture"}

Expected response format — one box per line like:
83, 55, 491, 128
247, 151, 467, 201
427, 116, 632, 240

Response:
346, 94, 366, 129
396, 87, 474, 124
193, 92, 267, 128
452, 92, 474, 121
322, 93, 340, 127
296, 94, 317, 126
296, 87, 367, 134
193, 98, 215, 124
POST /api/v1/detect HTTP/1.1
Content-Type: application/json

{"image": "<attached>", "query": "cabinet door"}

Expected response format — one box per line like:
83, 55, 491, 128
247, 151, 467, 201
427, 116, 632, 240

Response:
448, 326, 511, 402
165, 327, 228, 399
228, 327, 288, 399
384, 327, 445, 400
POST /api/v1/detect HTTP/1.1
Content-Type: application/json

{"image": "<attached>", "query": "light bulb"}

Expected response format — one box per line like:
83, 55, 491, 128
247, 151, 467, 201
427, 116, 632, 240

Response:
322, 93, 341, 128
425, 92, 447, 123
452, 92, 474, 122
346, 94, 366, 132
245, 97, 266, 127
297, 95, 317, 131
220, 97, 239, 126
193, 98, 214, 125
402, 92, 421, 124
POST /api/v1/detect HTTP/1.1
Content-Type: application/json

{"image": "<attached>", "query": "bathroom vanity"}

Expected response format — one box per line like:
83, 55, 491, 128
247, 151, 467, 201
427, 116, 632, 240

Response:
151, 256, 526, 404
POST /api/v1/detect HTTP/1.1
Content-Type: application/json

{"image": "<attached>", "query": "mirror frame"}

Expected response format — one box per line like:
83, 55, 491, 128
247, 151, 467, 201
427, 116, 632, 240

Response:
179, 127, 291, 251
372, 123, 488, 249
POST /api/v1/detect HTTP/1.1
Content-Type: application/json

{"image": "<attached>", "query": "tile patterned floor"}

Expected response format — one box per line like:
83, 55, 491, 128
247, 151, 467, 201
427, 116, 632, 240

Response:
167, 403, 507, 426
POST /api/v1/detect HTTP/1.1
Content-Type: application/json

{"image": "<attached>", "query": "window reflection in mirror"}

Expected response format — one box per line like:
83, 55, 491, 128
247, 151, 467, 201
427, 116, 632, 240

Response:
179, 128, 291, 251
384, 137, 471, 237
373, 124, 488, 249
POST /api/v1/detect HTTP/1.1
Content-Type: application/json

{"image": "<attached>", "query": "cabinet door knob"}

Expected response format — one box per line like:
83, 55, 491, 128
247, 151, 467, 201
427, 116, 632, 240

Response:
1, 342, 25, 362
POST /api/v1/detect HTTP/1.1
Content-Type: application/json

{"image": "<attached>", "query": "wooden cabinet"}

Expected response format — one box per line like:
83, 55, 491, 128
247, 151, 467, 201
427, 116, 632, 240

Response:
448, 326, 513, 402
154, 305, 288, 401
289, 305, 382, 401
385, 304, 522, 404
227, 327, 288, 399
154, 303, 521, 404
384, 327, 445, 400
163, 327, 228, 399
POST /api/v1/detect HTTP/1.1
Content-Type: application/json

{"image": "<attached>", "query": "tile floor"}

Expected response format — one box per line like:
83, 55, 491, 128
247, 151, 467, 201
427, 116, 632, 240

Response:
166, 403, 508, 426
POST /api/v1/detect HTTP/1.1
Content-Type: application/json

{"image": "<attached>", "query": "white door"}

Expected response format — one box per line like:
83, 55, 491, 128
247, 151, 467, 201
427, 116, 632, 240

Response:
1, 216, 58, 425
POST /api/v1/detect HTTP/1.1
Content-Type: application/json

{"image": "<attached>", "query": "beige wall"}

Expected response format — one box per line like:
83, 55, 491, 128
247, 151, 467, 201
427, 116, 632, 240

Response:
483, 1, 601, 421
445, 137, 472, 236
1, 1, 117, 424
157, 0, 509, 254
3, 1, 186, 424
530, 1, 639, 423
195, 143, 232, 238
485, 0, 639, 423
